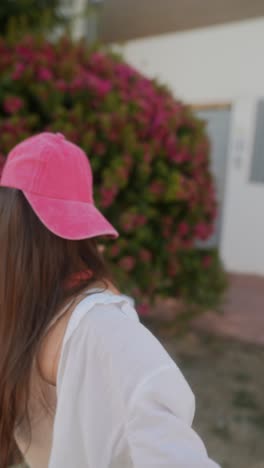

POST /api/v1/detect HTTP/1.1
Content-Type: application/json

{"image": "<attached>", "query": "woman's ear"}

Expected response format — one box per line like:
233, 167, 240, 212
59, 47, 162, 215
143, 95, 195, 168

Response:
98, 244, 105, 253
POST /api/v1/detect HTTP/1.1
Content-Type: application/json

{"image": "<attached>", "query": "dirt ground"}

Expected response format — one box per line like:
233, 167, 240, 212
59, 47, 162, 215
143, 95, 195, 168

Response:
159, 330, 264, 468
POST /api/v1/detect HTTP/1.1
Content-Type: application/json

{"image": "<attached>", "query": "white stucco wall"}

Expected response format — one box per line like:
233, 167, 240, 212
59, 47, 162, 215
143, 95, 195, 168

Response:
118, 18, 264, 275
119, 17, 264, 105
221, 99, 264, 275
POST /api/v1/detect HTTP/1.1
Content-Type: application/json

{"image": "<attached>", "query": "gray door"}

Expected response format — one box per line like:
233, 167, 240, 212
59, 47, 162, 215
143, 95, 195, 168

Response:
195, 108, 231, 247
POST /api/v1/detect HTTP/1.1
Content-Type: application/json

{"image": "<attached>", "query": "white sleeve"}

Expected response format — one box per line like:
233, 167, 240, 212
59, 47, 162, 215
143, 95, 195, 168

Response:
50, 301, 220, 468
125, 365, 220, 467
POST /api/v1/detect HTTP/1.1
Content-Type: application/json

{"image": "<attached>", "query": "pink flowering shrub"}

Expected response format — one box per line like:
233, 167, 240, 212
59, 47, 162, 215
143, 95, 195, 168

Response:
0, 35, 226, 315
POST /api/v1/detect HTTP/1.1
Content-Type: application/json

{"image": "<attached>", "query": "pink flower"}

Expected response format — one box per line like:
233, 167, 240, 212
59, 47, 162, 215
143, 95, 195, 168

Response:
167, 235, 181, 253
202, 255, 213, 269
150, 180, 164, 197
55, 79, 67, 92
151, 111, 167, 131
122, 222, 134, 232
110, 244, 121, 257
167, 262, 179, 277
163, 216, 173, 227
143, 153, 152, 163
85, 72, 111, 97
115, 62, 135, 81
15, 41, 34, 61
124, 154, 133, 167
109, 130, 119, 142
12, 63, 26, 80
100, 187, 117, 208
209, 206, 217, 219
178, 222, 189, 237
37, 67, 53, 81
165, 134, 177, 152
194, 152, 206, 168
137, 302, 151, 316
195, 222, 212, 240
170, 151, 189, 164
119, 256, 135, 272
167, 244, 176, 254
90, 52, 108, 69
95, 142, 106, 156
3, 96, 24, 114
139, 248, 152, 262
181, 239, 193, 250
136, 214, 147, 227
70, 76, 83, 91
162, 226, 171, 238
120, 213, 136, 232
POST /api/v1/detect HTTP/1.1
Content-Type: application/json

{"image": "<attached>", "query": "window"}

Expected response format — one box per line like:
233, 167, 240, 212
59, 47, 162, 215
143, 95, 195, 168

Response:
250, 100, 264, 184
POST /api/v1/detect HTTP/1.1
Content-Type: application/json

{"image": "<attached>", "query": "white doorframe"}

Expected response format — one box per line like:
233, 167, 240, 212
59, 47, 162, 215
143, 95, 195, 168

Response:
220, 98, 264, 275
196, 107, 231, 248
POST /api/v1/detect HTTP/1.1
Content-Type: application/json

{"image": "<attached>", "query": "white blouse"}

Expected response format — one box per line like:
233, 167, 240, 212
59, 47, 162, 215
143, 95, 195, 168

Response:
15, 290, 220, 467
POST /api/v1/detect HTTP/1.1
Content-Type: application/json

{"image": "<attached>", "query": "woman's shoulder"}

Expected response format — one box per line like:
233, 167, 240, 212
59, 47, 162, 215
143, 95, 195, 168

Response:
56, 296, 195, 425
36, 286, 137, 387
69, 290, 139, 335
65, 296, 178, 388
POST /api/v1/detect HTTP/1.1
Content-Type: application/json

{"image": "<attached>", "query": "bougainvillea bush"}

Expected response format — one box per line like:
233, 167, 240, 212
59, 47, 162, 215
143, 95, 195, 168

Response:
0, 34, 226, 316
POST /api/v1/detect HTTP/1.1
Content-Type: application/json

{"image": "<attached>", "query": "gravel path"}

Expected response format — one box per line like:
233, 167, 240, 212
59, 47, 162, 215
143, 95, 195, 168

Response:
160, 330, 264, 468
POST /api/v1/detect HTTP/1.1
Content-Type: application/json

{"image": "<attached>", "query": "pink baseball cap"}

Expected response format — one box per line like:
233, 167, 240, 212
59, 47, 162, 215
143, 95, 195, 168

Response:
0, 132, 119, 240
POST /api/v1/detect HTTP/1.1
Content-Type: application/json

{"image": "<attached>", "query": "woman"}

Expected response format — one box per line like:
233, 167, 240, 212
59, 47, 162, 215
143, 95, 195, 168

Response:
0, 132, 220, 468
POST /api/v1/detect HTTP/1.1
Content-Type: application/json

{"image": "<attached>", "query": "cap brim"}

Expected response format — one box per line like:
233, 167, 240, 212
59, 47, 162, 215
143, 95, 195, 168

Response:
23, 191, 119, 240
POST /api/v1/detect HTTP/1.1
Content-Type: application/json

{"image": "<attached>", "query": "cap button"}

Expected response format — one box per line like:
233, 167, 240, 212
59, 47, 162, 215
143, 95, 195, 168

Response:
56, 132, 65, 139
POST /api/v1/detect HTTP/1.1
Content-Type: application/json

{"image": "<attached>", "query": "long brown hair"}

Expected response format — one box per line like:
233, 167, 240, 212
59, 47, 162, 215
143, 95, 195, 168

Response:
0, 187, 115, 467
